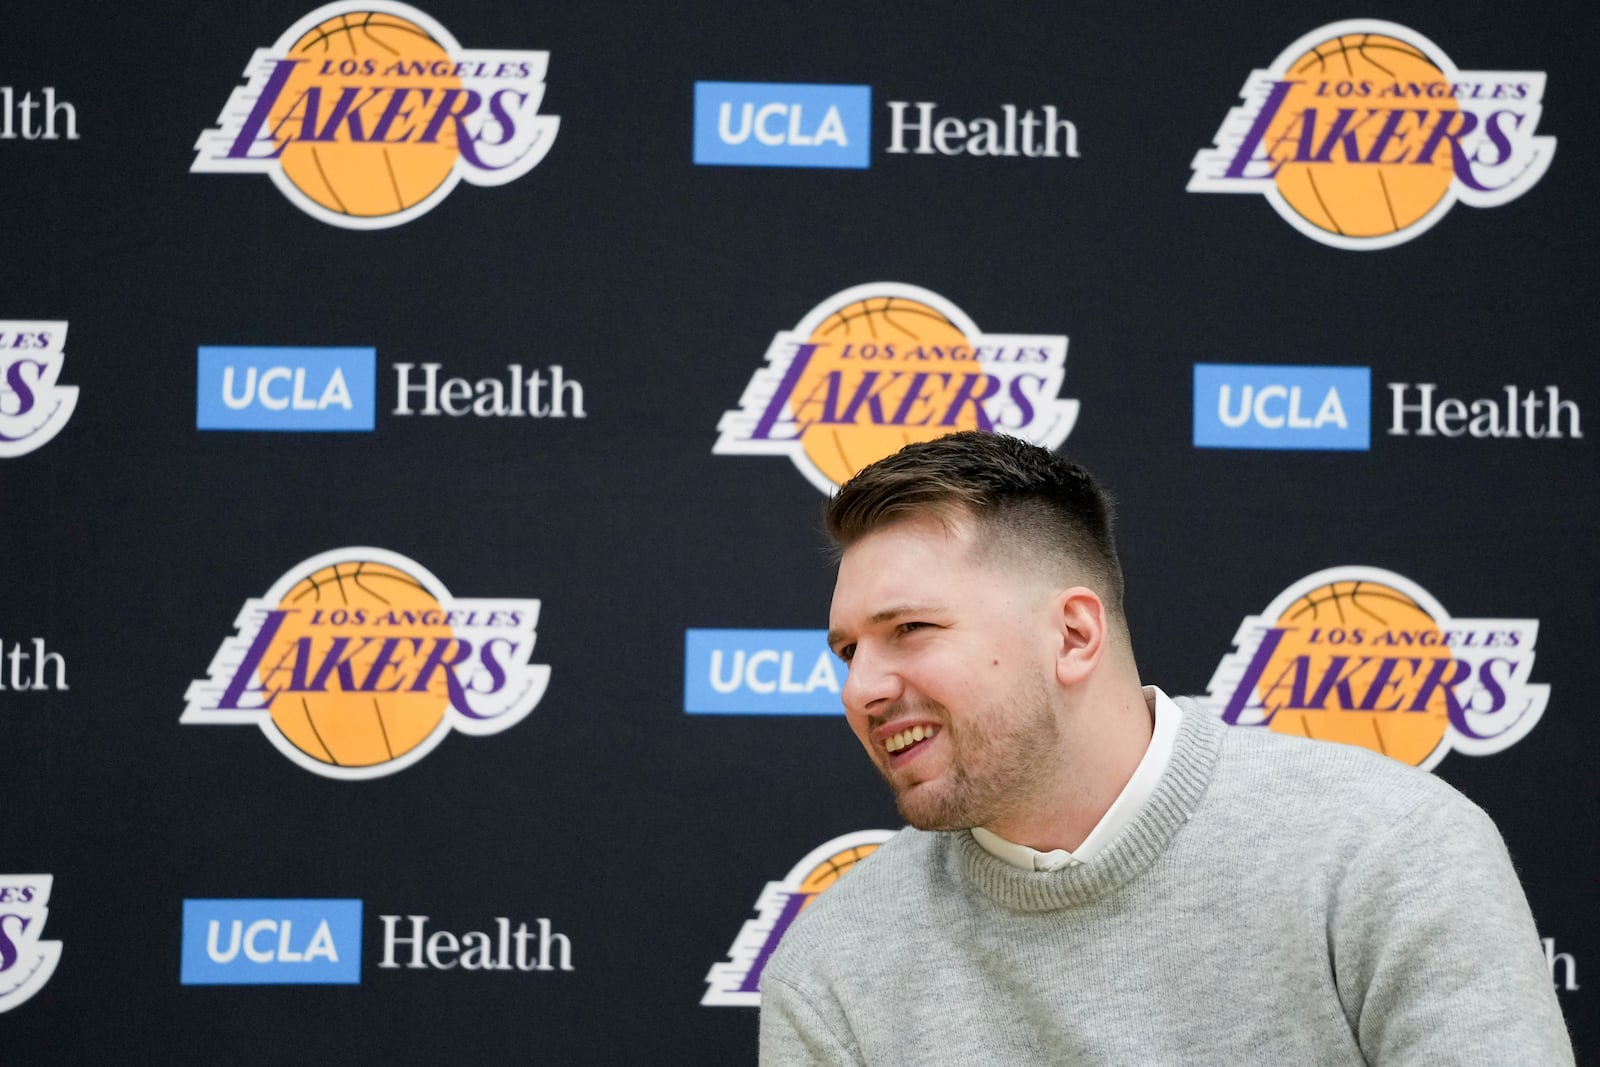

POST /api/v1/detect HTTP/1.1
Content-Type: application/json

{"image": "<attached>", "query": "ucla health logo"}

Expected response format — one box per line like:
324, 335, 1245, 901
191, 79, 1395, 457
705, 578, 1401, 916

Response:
716, 283, 1079, 493
198, 346, 376, 431
181, 899, 362, 985
1200, 566, 1548, 769
1194, 364, 1370, 450
703, 831, 892, 1006
1544, 937, 1579, 994
1189, 20, 1554, 249
0, 321, 77, 458
0, 875, 62, 1013
0, 637, 67, 693
193, 2, 559, 229
378, 913, 572, 972
183, 547, 551, 779
685, 630, 841, 715
0, 88, 78, 141
694, 82, 870, 168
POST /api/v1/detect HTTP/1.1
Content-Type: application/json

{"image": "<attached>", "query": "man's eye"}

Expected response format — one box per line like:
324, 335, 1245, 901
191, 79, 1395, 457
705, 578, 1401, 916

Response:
897, 622, 929, 635
835, 643, 856, 663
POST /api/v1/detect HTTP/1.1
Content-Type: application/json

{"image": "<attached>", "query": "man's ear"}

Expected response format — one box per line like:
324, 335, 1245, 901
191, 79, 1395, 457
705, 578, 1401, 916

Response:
1054, 586, 1107, 686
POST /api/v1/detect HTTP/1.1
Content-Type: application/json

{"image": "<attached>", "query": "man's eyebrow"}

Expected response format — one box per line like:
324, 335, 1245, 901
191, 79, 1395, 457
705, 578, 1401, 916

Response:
827, 604, 944, 648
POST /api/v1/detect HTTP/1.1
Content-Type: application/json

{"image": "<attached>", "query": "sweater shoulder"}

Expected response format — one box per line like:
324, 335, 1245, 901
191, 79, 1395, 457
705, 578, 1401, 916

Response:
1205, 714, 1482, 833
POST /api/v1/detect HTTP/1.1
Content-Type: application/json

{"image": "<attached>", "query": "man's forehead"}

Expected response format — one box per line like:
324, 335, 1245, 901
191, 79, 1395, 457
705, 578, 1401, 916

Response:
831, 514, 987, 611
831, 510, 1070, 612
838, 509, 979, 562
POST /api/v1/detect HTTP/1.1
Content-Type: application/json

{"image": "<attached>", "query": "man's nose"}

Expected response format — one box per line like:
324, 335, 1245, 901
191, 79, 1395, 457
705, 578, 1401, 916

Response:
841, 645, 901, 714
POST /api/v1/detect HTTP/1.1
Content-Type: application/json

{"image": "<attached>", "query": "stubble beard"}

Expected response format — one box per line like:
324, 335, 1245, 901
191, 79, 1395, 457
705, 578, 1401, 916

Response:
883, 681, 1061, 833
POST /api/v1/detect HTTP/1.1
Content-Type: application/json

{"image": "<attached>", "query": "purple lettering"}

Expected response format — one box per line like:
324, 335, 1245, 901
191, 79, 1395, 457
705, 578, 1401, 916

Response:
786, 372, 845, 431
311, 86, 384, 142
217, 610, 292, 709
888, 372, 946, 426
1358, 657, 1422, 711
1305, 655, 1371, 709
1407, 657, 1471, 718
1451, 659, 1515, 740
736, 891, 812, 994
300, 636, 365, 692
225, 60, 303, 159
1221, 627, 1288, 725
1414, 110, 1480, 178
938, 373, 998, 430
1473, 110, 1520, 172
750, 344, 821, 441
1257, 655, 1313, 715
1006, 375, 1042, 426
358, 637, 418, 692
418, 88, 482, 146
409, 638, 475, 713
477, 637, 512, 692
370, 87, 431, 142
836, 371, 902, 425
1307, 108, 1381, 163
1223, 80, 1298, 178
0, 913, 29, 972
1364, 109, 1428, 163
3, 359, 42, 418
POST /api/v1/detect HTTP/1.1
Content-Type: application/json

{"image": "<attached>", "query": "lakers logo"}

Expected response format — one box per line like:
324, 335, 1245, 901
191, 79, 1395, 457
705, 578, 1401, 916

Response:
193, 2, 559, 229
0, 875, 61, 1014
1201, 566, 1548, 769
715, 284, 1079, 493
1189, 20, 1554, 249
702, 830, 893, 1006
0, 320, 77, 458
183, 548, 551, 779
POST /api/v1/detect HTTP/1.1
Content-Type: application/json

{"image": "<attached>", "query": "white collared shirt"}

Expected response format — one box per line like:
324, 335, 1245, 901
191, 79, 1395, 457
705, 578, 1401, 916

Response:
971, 685, 1183, 871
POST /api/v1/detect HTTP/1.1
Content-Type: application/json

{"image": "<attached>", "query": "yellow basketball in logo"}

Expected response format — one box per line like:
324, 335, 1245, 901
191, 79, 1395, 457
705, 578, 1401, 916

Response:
798, 843, 882, 896
1264, 34, 1458, 239
1257, 580, 1451, 765
793, 296, 981, 487
270, 12, 462, 219
261, 560, 454, 768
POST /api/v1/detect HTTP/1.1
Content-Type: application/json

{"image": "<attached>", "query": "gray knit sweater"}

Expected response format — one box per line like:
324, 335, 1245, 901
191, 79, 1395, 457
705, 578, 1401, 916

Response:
760, 700, 1573, 1065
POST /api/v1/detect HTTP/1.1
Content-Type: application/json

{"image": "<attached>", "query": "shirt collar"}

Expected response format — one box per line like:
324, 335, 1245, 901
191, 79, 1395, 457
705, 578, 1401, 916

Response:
971, 685, 1184, 871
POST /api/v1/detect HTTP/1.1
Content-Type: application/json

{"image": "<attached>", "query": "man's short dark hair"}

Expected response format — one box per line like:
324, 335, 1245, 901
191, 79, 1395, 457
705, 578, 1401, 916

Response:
825, 431, 1125, 622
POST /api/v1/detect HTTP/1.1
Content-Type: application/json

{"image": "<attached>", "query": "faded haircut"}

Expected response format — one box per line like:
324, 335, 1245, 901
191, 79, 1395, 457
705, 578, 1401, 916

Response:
825, 431, 1126, 623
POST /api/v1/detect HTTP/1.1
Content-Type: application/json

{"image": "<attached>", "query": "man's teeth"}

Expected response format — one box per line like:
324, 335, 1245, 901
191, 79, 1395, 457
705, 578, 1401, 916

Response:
885, 725, 937, 753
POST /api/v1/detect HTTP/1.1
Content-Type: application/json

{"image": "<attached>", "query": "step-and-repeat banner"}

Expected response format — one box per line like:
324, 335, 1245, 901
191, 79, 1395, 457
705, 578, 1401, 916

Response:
4, 1, 1593, 1060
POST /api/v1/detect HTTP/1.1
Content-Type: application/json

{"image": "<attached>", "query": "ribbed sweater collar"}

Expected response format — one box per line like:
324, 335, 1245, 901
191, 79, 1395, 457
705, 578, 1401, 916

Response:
955, 701, 1225, 912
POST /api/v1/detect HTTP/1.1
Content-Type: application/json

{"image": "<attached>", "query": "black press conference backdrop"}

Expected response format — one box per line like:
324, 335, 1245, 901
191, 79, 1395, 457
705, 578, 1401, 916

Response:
2, 1, 1594, 1061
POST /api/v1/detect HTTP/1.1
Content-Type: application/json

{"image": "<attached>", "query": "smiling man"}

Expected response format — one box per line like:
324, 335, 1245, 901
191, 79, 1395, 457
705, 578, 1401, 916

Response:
758, 431, 1572, 1066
